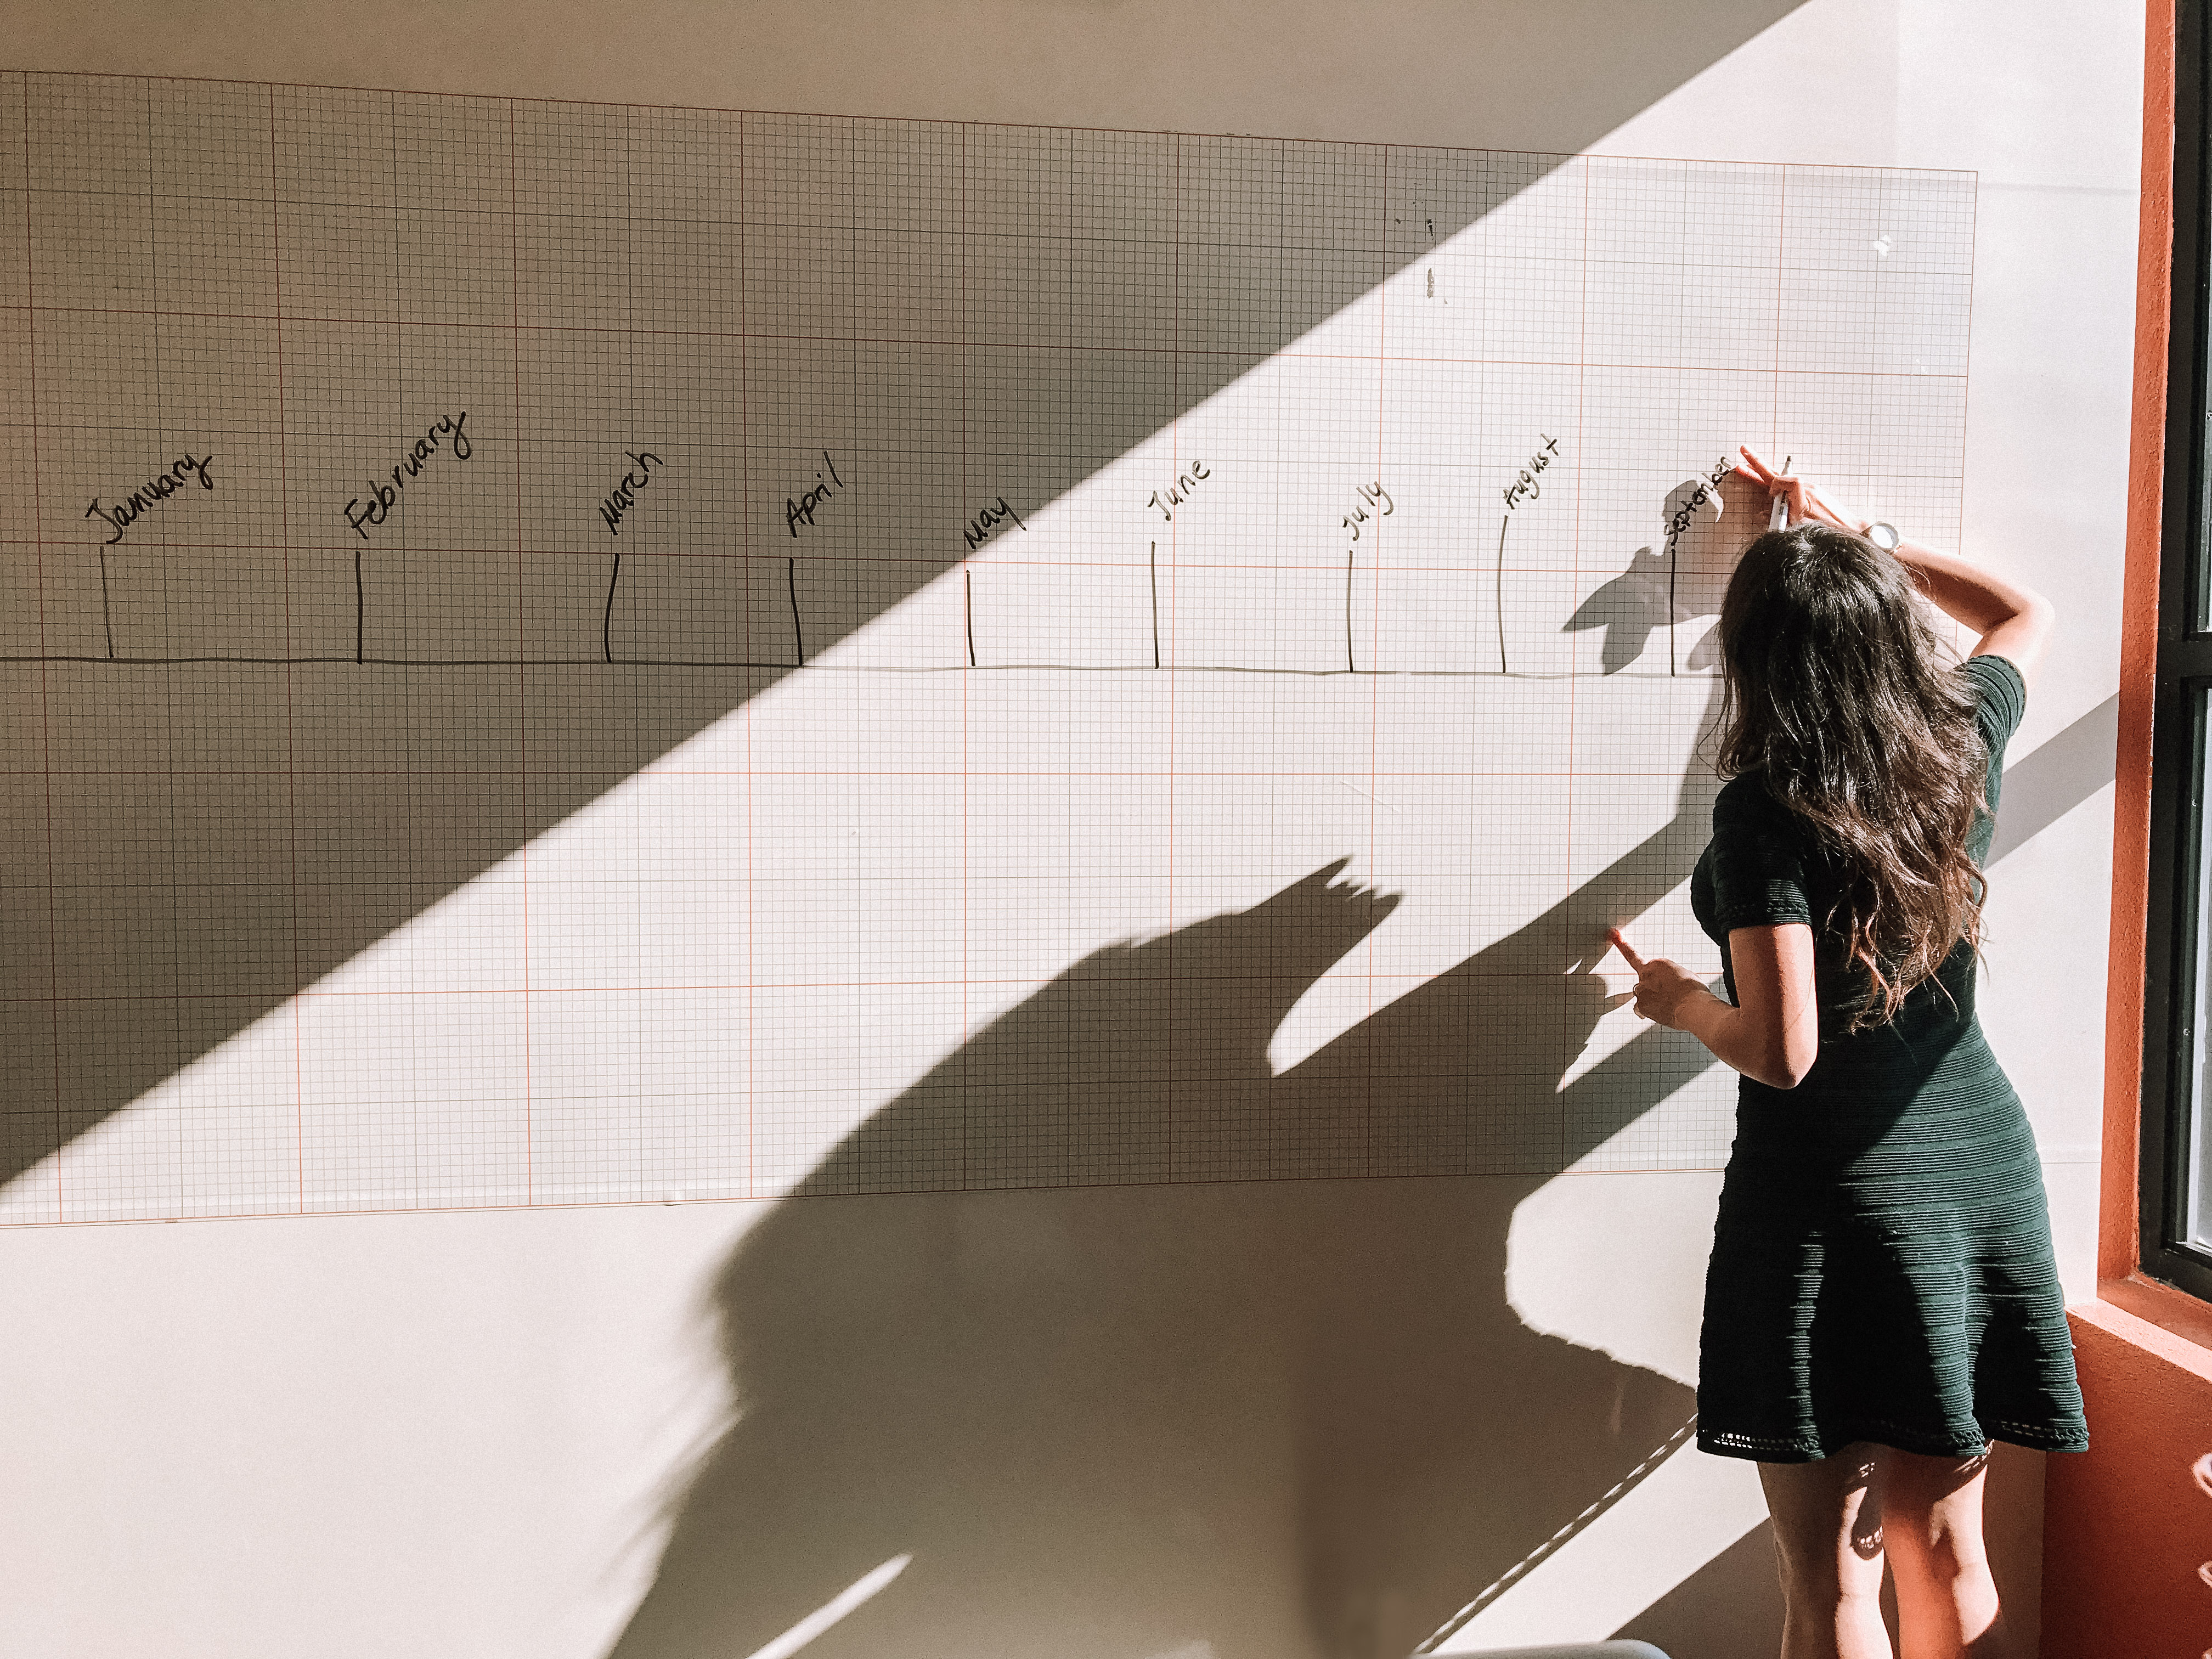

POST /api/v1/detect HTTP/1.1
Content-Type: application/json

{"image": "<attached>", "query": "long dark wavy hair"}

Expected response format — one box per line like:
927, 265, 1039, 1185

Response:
1714, 522, 1989, 1028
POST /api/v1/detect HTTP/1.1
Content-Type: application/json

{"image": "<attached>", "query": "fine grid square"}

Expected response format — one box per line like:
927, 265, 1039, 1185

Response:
1, 70, 1976, 1223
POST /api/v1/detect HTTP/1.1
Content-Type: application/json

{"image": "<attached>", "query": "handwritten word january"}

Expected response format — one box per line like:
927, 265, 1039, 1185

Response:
600, 449, 664, 536
1341, 480, 1394, 541
962, 494, 1027, 551
1502, 435, 1562, 511
785, 451, 845, 537
343, 411, 472, 539
86, 452, 216, 545
1146, 460, 1211, 522
1664, 455, 1734, 560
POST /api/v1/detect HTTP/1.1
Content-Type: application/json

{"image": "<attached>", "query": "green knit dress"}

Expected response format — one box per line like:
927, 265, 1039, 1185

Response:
1690, 653, 2089, 1463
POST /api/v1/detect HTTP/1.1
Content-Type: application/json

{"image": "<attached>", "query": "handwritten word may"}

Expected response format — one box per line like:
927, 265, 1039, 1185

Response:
343, 411, 472, 539
1502, 434, 1562, 511
962, 494, 1027, 551
1146, 459, 1211, 522
600, 448, 664, 536
86, 452, 216, 546
785, 450, 845, 537
1664, 455, 1734, 560
1342, 480, 1394, 541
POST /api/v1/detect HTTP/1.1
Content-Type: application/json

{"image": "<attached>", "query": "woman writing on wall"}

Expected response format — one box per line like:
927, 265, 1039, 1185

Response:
1609, 447, 2085, 1659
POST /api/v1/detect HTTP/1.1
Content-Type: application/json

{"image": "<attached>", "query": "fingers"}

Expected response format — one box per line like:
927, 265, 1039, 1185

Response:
1606, 926, 1646, 973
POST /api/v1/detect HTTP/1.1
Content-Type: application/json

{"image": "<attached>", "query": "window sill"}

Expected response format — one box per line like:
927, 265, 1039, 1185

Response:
2076, 1275, 2212, 1375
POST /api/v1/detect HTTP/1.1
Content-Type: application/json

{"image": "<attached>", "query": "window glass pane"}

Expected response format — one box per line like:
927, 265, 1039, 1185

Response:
2189, 689, 2212, 1250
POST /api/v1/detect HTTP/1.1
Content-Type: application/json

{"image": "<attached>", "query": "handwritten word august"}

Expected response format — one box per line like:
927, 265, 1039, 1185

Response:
86, 452, 216, 545
962, 495, 1026, 551
344, 411, 472, 539
600, 449, 664, 536
1664, 455, 1734, 559
1502, 435, 1562, 511
1146, 460, 1211, 522
1341, 480, 1394, 540
786, 450, 845, 537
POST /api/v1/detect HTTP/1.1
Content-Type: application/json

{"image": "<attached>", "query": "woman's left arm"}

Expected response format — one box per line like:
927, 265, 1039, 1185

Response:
1608, 924, 1819, 1089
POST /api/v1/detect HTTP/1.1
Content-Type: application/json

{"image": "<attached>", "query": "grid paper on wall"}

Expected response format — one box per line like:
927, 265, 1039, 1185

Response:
0, 71, 1974, 1221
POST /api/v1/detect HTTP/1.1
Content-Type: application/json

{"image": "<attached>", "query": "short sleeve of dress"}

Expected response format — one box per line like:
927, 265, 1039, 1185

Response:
1961, 652, 2028, 755
1704, 778, 1815, 933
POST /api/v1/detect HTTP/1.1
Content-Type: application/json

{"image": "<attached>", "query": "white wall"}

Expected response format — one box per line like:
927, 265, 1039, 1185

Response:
0, 3, 2141, 1656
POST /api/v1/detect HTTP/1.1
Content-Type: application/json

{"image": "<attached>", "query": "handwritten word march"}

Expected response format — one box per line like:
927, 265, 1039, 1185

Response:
600, 449, 664, 536
86, 452, 216, 545
343, 411, 472, 539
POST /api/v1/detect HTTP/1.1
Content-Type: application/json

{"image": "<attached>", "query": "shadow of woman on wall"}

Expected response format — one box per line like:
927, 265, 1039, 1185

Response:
606, 832, 1728, 1658
605, 479, 1762, 1659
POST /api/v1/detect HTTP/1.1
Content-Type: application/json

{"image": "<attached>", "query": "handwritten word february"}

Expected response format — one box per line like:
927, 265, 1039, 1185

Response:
1502, 434, 1562, 511
86, 452, 216, 545
343, 411, 472, 539
600, 448, 664, 536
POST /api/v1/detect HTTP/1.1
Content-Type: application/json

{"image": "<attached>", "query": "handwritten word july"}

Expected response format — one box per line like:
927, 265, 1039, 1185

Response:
1341, 480, 1394, 541
1664, 455, 1734, 560
1146, 460, 1211, 522
785, 450, 845, 537
343, 411, 472, 539
962, 495, 1027, 551
600, 449, 664, 536
86, 452, 216, 545
1502, 435, 1562, 511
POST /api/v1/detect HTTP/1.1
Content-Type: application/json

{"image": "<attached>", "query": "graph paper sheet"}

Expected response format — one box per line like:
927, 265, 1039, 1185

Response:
0, 72, 1974, 1221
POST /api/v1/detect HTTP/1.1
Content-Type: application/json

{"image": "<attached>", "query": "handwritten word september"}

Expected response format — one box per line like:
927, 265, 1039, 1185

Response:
600, 449, 664, 536
1342, 480, 1394, 541
343, 411, 472, 539
86, 452, 216, 545
786, 450, 845, 537
962, 494, 1026, 551
1502, 435, 1562, 511
1146, 460, 1211, 522
1664, 455, 1734, 560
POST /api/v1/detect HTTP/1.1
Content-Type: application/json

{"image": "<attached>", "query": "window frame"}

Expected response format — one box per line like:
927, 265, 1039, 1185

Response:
2142, 0, 2212, 1304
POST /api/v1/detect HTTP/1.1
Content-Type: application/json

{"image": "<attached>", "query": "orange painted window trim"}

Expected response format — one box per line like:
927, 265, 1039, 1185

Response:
2098, 0, 2212, 1351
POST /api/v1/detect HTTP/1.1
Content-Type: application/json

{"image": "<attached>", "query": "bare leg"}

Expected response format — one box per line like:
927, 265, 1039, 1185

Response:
1878, 1443, 2015, 1659
1759, 1446, 1893, 1659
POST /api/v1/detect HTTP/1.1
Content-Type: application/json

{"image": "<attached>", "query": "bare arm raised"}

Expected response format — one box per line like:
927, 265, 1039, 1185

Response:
1736, 445, 2056, 687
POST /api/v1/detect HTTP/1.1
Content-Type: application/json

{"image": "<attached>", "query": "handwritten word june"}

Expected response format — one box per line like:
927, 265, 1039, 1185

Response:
1146, 460, 1211, 522
1502, 434, 1562, 511
344, 411, 472, 539
1341, 480, 1394, 540
1664, 455, 1734, 560
786, 451, 845, 537
86, 452, 216, 545
600, 449, 664, 536
962, 495, 1026, 551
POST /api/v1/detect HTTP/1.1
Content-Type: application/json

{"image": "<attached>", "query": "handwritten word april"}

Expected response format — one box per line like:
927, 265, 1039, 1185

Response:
1146, 460, 1211, 522
343, 411, 472, 539
1342, 480, 1393, 541
600, 449, 664, 536
1502, 434, 1562, 511
86, 452, 216, 545
786, 451, 845, 537
1664, 455, 1734, 560
962, 495, 1026, 551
